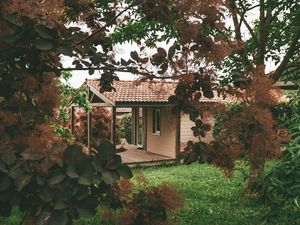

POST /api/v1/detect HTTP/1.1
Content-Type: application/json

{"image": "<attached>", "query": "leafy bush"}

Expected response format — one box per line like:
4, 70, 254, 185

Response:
212, 103, 244, 138
74, 107, 112, 147
0, 141, 133, 224
118, 113, 132, 144
100, 173, 184, 225
53, 71, 91, 142
260, 87, 300, 222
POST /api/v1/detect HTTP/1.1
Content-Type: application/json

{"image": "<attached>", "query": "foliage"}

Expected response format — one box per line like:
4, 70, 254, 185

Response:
271, 102, 293, 127
209, 75, 282, 188
0, 141, 133, 225
74, 107, 113, 147
212, 103, 244, 138
219, 0, 300, 83
0, 1, 132, 224
118, 113, 132, 144
210, 0, 300, 188
259, 85, 300, 221
99, 176, 183, 225
53, 71, 91, 142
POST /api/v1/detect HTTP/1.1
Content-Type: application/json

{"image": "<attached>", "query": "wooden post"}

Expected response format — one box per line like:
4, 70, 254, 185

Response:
143, 108, 147, 151
175, 110, 181, 161
87, 86, 92, 150
70, 106, 75, 133
112, 106, 116, 149
87, 110, 92, 150
131, 108, 136, 145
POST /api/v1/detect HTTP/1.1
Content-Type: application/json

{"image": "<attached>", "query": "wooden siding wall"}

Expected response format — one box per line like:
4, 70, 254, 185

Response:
180, 111, 215, 146
146, 108, 176, 158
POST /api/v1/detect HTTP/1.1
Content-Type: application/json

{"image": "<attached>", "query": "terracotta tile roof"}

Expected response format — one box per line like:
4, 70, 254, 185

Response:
116, 107, 132, 113
87, 79, 177, 103
86, 79, 230, 104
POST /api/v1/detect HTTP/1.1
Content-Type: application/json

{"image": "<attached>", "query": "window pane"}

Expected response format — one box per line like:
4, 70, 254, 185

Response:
152, 109, 155, 133
156, 110, 160, 132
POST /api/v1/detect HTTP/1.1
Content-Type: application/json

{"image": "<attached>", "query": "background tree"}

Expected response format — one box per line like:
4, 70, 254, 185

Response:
210, 0, 300, 188
220, 0, 300, 83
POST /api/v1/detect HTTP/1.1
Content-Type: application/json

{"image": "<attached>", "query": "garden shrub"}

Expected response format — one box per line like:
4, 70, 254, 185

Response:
118, 113, 132, 144
0, 3, 131, 224
260, 87, 300, 222
0, 140, 133, 225
212, 103, 244, 138
74, 107, 113, 147
100, 175, 184, 225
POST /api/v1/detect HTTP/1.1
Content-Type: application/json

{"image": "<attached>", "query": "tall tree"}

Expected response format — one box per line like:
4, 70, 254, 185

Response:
222, 0, 300, 83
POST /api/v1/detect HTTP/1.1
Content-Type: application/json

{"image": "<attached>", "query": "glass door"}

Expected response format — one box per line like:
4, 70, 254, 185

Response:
136, 108, 144, 148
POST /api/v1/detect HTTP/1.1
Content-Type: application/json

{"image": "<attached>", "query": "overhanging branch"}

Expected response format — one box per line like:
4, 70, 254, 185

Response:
74, 2, 137, 47
271, 26, 300, 81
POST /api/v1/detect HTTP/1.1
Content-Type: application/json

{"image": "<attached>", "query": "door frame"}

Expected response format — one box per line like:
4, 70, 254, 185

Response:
134, 107, 147, 149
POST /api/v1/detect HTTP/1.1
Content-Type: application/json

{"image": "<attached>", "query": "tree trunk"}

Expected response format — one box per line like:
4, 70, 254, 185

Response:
247, 158, 265, 191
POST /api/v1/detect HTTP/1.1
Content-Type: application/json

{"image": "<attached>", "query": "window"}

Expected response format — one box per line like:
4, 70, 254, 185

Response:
152, 109, 161, 134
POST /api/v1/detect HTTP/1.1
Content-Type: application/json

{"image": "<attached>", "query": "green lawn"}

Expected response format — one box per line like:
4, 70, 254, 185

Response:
0, 162, 293, 225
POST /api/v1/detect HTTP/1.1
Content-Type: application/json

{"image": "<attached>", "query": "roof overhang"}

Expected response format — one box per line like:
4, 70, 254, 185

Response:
86, 84, 174, 108
87, 84, 115, 106
115, 102, 175, 108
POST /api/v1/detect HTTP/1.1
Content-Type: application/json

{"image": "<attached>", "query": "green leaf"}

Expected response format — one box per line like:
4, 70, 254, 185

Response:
33, 39, 54, 51
102, 170, 119, 185
38, 188, 52, 202
34, 25, 55, 40
64, 145, 84, 165
78, 176, 92, 186
1, 152, 16, 166
92, 161, 103, 172
76, 208, 96, 218
36, 176, 46, 185
88, 68, 94, 75
2, 34, 21, 44
15, 174, 32, 191
54, 201, 68, 210
203, 90, 214, 99
75, 188, 89, 201
48, 212, 68, 225
0, 176, 11, 191
66, 166, 79, 178
2, 14, 23, 26
48, 175, 66, 186
98, 141, 115, 161
57, 45, 73, 56
117, 165, 133, 179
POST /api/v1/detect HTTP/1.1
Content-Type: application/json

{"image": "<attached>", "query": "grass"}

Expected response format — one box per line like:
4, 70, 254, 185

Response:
0, 161, 293, 225
135, 162, 266, 225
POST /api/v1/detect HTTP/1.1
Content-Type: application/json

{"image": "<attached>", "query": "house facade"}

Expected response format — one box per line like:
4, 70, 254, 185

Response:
71, 79, 225, 159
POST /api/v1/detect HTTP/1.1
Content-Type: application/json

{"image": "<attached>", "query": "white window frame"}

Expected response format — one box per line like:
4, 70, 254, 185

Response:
152, 109, 161, 135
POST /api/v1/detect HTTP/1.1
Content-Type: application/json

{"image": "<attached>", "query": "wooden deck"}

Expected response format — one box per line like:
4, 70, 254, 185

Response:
117, 144, 176, 167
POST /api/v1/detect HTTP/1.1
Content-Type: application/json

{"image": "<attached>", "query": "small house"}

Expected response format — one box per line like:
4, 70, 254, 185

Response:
70, 79, 226, 164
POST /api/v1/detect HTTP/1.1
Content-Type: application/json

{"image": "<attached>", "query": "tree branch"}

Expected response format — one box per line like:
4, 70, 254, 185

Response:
256, 0, 266, 65
237, 0, 260, 46
74, 2, 136, 47
271, 26, 300, 81
227, 0, 253, 73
